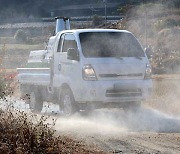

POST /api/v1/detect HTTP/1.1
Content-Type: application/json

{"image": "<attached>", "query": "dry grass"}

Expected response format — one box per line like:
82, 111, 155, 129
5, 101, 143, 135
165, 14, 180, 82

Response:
0, 108, 104, 154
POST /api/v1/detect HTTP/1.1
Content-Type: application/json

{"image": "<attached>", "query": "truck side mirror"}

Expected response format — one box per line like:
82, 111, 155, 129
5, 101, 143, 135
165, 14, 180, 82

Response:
145, 47, 152, 59
67, 48, 79, 61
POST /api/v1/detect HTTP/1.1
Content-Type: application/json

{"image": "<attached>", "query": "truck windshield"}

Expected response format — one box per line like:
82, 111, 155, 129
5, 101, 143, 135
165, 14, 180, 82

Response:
79, 32, 145, 58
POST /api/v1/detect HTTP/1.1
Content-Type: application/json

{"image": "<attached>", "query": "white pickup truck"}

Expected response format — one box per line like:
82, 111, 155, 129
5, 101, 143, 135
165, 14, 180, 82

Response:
17, 19, 152, 116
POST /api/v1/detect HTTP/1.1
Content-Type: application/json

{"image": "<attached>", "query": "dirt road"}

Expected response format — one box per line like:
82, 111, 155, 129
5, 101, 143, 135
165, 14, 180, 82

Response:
54, 107, 180, 154
80, 132, 180, 154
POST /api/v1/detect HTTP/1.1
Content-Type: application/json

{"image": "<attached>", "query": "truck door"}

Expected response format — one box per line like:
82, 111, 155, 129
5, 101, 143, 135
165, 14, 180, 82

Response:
51, 33, 64, 88
54, 34, 64, 75
53, 33, 81, 89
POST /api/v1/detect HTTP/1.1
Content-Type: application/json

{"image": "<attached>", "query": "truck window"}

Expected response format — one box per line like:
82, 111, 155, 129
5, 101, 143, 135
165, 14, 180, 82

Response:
62, 34, 77, 52
79, 32, 145, 58
57, 34, 64, 52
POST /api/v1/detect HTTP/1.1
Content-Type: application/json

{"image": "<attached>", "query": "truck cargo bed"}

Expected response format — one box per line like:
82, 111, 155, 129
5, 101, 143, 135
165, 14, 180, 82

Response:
17, 68, 50, 86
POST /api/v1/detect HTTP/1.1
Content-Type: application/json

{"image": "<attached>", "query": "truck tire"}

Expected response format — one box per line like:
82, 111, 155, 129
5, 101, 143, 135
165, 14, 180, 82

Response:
123, 101, 141, 113
60, 88, 78, 116
29, 91, 43, 113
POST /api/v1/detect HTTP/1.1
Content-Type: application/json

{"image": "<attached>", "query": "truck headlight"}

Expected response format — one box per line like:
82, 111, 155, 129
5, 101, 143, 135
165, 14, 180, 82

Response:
82, 64, 97, 81
144, 63, 152, 79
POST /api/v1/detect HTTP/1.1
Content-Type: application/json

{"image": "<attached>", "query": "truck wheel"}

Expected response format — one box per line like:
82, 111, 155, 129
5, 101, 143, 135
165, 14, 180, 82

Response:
123, 101, 141, 113
29, 91, 43, 113
60, 88, 78, 116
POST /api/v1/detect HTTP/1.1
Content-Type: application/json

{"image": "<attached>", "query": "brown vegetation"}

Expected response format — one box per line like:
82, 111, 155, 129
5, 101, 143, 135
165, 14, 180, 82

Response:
0, 108, 104, 154
0, 79, 104, 154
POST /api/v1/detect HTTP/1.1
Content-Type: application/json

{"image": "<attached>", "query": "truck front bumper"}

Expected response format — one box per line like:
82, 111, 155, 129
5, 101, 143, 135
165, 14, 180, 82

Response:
74, 79, 152, 104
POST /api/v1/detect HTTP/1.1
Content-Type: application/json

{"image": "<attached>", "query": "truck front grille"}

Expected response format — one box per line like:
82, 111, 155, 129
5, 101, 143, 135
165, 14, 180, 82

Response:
106, 88, 142, 97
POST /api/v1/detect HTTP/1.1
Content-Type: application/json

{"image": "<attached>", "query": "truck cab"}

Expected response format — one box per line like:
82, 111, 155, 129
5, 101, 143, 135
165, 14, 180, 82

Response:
50, 29, 152, 115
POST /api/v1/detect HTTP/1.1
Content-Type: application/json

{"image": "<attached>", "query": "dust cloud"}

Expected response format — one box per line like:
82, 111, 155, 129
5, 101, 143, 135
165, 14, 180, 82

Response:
54, 77, 180, 136
1, 97, 180, 135
54, 80, 180, 135
54, 107, 180, 136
